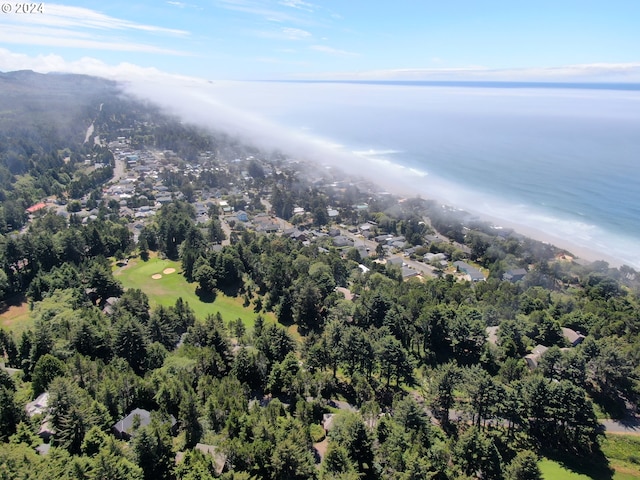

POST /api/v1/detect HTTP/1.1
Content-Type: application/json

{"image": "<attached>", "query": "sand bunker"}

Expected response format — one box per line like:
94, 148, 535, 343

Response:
151, 274, 162, 280
163, 268, 176, 274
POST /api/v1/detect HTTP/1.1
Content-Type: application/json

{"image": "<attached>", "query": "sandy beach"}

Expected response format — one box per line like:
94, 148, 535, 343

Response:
490, 217, 624, 268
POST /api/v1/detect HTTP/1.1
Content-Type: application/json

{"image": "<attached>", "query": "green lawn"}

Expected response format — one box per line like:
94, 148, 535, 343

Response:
540, 459, 592, 480
114, 255, 275, 329
540, 435, 640, 480
0, 295, 33, 336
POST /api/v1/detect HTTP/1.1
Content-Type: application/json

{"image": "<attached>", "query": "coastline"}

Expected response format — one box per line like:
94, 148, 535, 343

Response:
335, 155, 628, 270
483, 215, 624, 268
121, 78, 637, 271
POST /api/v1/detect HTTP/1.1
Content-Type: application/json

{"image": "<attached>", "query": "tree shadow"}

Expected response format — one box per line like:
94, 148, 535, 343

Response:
195, 288, 217, 304
590, 389, 629, 420
0, 294, 27, 316
542, 446, 614, 480
217, 282, 242, 297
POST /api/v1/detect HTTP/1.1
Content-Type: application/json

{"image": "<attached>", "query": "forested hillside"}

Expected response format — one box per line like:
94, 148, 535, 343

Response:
1, 71, 639, 480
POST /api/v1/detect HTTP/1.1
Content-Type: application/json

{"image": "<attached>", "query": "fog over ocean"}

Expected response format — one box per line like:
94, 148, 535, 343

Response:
130, 79, 640, 268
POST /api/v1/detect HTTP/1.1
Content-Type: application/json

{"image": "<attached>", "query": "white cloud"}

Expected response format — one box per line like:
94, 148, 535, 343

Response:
166, 1, 204, 10
248, 26, 312, 41
282, 27, 312, 40
3, 4, 189, 36
278, 0, 316, 12
0, 26, 193, 56
310, 45, 357, 57
0, 3, 192, 56
0, 48, 203, 82
215, 0, 306, 24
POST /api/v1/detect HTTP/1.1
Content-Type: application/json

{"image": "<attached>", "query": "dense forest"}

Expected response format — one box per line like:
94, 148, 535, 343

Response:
0, 71, 639, 480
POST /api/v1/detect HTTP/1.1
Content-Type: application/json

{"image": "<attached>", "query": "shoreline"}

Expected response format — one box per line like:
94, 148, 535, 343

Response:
483, 215, 624, 268
333, 157, 628, 270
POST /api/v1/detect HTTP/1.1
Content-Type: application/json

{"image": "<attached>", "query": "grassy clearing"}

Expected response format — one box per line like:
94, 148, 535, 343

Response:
539, 459, 593, 480
0, 295, 33, 336
540, 435, 640, 480
114, 255, 275, 329
601, 435, 640, 480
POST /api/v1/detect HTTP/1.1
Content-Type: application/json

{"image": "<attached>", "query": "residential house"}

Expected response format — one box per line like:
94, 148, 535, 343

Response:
26, 392, 49, 417
503, 268, 527, 283
235, 210, 249, 222
424, 235, 443, 245
561, 327, 586, 347
176, 444, 226, 475
335, 287, 355, 301
356, 246, 369, 260
102, 296, 120, 315
35, 444, 51, 456
26, 202, 47, 214
332, 236, 353, 248
386, 257, 404, 267
453, 261, 486, 282
375, 234, 392, 243
26, 392, 55, 441
284, 228, 308, 242
524, 345, 548, 369
112, 408, 178, 441
358, 264, 370, 274
253, 216, 279, 233
424, 252, 448, 263
401, 267, 419, 279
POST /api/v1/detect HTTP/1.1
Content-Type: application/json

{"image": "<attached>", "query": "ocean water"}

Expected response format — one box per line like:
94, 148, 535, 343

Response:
237, 81, 640, 269
130, 79, 640, 268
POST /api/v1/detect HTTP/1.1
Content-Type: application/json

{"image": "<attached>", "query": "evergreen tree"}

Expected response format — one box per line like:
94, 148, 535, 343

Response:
504, 450, 542, 480
132, 420, 176, 480
113, 317, 148, 375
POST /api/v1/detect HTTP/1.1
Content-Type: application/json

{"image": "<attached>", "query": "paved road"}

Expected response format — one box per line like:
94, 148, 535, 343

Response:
112, 157, 126, 183
260, 198, 294, 231
600, 416, 640, 435
219, 215, 232, 246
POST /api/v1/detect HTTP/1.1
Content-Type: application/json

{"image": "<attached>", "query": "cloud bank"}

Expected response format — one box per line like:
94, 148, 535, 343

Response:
300, 63, 640, 83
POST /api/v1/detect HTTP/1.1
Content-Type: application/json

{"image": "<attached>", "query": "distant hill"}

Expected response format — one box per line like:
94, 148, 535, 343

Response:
0, 70, 119, 144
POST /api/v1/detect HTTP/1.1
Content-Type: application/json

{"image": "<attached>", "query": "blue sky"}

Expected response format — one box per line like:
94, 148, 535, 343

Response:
1, 0, 640, 81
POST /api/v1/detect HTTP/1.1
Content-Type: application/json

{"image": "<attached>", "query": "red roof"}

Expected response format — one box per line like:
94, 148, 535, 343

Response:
26, 202, 47, 214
